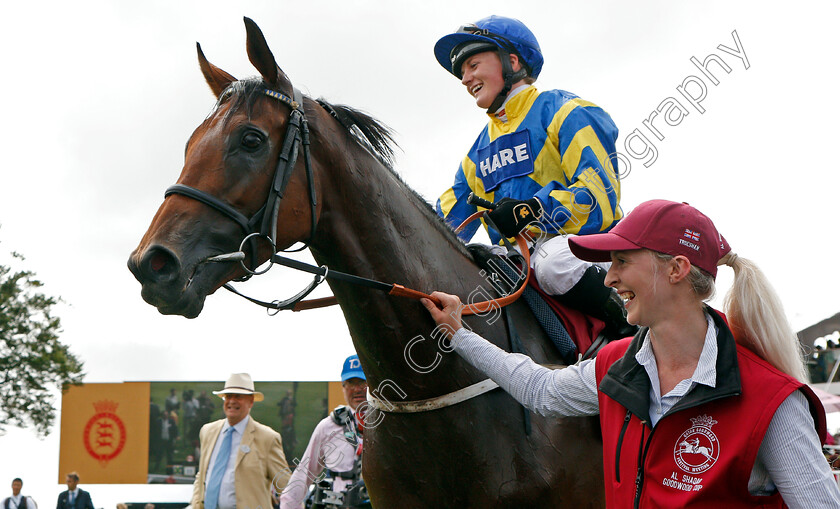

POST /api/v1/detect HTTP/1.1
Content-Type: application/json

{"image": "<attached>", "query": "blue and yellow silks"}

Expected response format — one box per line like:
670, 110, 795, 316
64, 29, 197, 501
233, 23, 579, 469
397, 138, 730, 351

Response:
436, 86, 623, 245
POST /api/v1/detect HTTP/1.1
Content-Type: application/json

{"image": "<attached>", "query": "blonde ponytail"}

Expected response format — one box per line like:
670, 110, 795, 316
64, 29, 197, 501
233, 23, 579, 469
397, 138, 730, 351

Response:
722, 255, 808, 383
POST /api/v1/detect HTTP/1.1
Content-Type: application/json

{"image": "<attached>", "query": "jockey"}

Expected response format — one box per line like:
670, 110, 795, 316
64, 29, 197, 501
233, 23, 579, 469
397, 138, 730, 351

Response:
433, 15, 631, 336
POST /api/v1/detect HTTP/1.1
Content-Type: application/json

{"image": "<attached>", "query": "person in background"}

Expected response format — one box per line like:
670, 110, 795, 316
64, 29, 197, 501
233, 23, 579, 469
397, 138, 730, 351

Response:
190, 373, 290, 509
422, 199, 840, 507
165, 388, 180, 415
56, 473, 93, 509
194, 390, 215, 443
279, 355, 369, 509
183, 390, 200, 443
148, 398, 162, 469
4, 478, 36, 509
158, 408, 179, 469
277, 387, 297, 462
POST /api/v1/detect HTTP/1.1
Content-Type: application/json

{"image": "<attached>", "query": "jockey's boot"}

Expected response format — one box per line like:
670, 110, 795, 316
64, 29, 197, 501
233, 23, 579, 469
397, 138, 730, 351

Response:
557, 265, 638, 339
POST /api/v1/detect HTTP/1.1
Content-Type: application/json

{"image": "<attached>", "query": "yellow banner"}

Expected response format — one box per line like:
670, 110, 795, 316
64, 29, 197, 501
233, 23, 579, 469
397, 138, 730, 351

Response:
327, 381, 345, 412
58, 382, 149, 483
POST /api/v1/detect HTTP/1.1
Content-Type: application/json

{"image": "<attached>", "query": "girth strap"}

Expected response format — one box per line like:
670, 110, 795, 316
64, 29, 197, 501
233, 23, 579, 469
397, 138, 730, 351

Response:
366, 363, 564, 413
366, 378, 500, 413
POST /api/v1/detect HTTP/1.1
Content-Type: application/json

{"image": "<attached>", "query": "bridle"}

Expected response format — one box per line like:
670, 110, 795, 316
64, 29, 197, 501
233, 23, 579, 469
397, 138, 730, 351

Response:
165, 86, 318, 279
162, 82, 532, 316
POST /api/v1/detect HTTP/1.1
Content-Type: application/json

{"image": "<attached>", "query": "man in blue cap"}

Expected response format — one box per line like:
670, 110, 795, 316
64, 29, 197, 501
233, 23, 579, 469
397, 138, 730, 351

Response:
434, 16, 633, 337
339, 354, 367, 412
279, 355, 370, 509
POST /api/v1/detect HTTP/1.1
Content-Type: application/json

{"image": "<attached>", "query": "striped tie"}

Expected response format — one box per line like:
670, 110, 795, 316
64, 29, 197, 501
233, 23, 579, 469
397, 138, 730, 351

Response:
205, 427, 233, 509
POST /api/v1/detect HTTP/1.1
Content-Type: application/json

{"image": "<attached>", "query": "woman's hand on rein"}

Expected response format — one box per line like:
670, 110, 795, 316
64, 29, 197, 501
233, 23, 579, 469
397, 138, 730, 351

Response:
421, 291, 464, 339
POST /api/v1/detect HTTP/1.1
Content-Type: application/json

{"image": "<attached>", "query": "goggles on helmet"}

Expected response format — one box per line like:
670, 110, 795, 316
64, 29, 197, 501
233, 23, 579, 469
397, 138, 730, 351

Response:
449, 24, 528, 78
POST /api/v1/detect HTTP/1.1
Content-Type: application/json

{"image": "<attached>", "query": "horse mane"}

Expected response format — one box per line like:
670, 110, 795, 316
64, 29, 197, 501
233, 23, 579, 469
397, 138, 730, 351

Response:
315, 99, 397, 168
312, 97, 473, 258
214, 79, 398, 166
216, 78, 471, 258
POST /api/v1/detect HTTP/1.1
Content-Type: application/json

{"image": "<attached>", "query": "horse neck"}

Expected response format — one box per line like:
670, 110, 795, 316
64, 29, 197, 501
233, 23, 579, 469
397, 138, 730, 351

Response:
308, 135, 487, 395
312, 167, 462, 286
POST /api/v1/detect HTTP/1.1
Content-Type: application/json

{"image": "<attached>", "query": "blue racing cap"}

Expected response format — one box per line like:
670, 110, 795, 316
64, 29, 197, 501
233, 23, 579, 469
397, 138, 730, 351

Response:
341, 354, 366, 381
434, 15, 544, 80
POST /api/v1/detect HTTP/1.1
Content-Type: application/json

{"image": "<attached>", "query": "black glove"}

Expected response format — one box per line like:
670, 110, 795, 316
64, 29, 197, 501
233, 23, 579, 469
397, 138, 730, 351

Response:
485, 198, 544, 238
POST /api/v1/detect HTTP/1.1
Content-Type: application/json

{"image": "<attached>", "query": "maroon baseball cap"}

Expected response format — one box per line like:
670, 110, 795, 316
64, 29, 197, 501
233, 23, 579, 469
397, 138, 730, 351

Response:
568, 199, 731, 277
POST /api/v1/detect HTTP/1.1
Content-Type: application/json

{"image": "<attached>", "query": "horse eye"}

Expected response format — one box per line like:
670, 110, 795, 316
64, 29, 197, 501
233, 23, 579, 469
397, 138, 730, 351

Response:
241, 132, 263, 150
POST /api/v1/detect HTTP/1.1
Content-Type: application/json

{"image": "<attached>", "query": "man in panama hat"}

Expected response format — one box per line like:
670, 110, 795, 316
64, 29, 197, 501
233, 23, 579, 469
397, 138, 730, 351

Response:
190, 373, 290, 509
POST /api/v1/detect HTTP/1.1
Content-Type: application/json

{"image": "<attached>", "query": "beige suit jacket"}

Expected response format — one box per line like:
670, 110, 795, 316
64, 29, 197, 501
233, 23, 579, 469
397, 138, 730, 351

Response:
190, 416, 290, 509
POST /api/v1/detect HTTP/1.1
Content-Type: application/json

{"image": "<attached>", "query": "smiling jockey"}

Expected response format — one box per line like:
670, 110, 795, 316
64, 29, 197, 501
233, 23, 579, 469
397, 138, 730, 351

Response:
434, 15, 632, 336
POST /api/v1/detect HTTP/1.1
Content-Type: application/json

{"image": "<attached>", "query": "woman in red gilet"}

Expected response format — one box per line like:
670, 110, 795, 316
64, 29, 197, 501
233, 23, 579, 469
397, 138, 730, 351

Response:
422, 199, 840, 508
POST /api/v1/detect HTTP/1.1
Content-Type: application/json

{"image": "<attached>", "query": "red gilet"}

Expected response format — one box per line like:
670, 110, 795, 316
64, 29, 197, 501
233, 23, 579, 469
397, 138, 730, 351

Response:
594, 310, 825, 509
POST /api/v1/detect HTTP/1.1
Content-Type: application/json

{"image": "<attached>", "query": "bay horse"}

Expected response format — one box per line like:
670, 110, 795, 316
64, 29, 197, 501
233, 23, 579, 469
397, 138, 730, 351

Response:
128, 18, 604, 508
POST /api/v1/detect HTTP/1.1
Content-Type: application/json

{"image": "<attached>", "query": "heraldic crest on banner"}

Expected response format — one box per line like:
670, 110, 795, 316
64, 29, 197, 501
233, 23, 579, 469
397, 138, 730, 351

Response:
83, 400, 127, 467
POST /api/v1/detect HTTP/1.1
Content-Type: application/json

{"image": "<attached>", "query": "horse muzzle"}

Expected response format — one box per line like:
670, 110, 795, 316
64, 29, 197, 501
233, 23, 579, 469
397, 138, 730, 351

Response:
127, 244, 212, 318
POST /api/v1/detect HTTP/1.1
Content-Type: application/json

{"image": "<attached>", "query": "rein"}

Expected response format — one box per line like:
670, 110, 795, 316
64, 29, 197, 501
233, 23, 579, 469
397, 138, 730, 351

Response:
215, 227, 531, 316
216, 208, 531, 316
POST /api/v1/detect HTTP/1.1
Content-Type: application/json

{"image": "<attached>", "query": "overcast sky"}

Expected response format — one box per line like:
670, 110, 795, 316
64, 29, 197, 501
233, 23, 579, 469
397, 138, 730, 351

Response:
1, 0, 838, 505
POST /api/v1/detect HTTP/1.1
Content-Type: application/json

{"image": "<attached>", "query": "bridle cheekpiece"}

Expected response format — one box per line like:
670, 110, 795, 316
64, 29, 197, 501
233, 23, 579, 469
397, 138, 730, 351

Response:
165, 85, 318, 280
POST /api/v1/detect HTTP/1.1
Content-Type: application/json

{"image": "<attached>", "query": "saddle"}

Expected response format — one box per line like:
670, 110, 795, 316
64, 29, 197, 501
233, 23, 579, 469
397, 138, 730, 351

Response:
467, 244, 610, 364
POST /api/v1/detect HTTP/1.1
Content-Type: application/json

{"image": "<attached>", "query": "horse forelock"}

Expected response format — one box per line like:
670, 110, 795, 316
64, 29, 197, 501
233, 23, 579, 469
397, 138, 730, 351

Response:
209, 78, 272, 125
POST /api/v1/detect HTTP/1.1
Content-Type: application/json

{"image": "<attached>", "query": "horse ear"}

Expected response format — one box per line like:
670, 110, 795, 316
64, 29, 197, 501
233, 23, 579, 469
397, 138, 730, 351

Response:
243, 17, 293, 95
196, 42, 237, 98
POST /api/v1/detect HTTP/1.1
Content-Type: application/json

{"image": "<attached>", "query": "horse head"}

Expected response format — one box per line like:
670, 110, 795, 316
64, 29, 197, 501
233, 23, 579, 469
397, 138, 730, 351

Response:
128, 18, 322, 317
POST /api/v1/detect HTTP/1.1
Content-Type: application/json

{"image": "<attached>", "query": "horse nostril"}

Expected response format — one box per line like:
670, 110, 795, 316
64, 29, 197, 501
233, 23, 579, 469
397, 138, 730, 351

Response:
139, 245, 181, 284
149, 251, 168, 272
